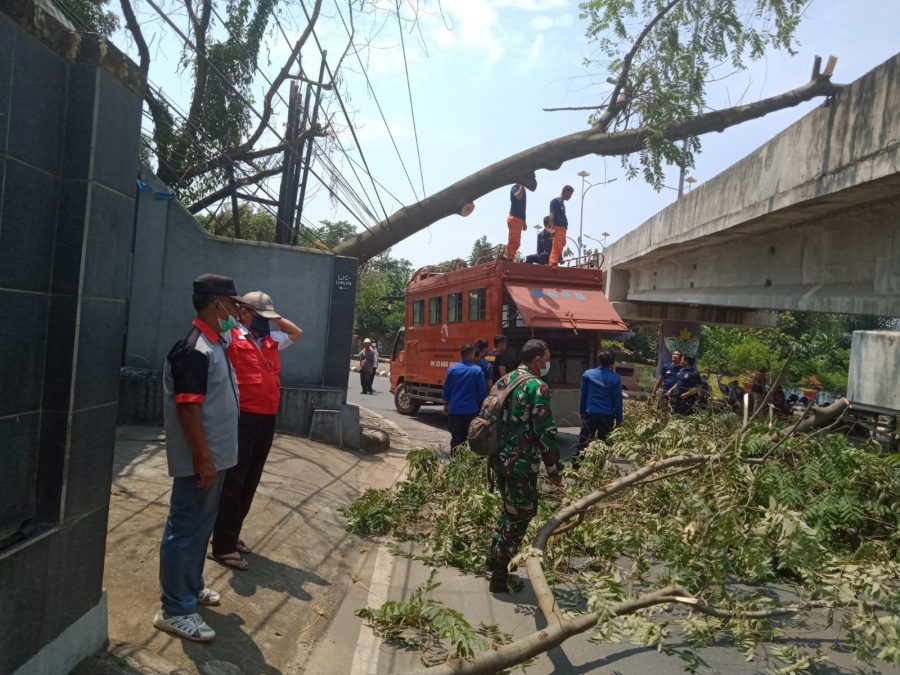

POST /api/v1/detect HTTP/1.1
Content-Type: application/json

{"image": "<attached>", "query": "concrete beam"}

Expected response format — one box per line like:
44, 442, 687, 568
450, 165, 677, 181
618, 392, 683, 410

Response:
613, 301, 777, 328
604, 53, 900, 318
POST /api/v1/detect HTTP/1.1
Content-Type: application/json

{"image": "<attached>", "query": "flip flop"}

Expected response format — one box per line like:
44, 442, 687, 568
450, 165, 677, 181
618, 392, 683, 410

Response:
235, 539, 252, 555
207, 551, 249, 571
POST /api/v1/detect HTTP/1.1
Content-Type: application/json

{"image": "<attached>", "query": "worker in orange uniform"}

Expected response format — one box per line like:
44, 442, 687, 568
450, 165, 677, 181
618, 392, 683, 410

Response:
209, 291, 302, 571
506, 183, 528, 260
548, 185, 574, 267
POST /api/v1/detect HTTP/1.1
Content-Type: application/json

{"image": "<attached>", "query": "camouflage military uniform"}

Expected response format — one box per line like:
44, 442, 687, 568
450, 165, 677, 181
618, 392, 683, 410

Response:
487, 366, 562, 570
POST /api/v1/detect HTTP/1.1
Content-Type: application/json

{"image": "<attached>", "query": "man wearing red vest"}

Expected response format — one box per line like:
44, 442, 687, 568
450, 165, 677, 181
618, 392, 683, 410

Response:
209, 291, 302, 571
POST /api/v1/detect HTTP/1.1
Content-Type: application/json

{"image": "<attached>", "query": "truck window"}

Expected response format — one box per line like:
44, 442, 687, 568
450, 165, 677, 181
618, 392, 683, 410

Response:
468, 288, 486, 321
392, 329, 405, 359
447, 292, 463, 323
428, 296, 443, 324
412, 299, 425, 326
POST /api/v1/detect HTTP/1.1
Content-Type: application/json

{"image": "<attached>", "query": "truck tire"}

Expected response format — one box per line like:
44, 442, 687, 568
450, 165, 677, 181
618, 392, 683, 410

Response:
394, 383, 421, 415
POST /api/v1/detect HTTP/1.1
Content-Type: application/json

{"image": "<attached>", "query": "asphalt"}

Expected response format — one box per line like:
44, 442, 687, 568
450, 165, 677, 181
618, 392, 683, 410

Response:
75, 371, 895, 675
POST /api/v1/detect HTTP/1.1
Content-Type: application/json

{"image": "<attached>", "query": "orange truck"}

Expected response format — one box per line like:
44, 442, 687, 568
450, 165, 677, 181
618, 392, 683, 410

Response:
389, 258, 630, 425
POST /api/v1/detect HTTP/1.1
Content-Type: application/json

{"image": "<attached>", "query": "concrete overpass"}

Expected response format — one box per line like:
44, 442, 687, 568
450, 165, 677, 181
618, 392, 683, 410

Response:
605, 53, 900, 326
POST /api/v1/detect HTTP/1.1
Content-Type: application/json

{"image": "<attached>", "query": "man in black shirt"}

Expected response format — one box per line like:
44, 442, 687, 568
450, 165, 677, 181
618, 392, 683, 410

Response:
525, 217, 555, 265
485, 334, 516, 383
667, 354, 703, 415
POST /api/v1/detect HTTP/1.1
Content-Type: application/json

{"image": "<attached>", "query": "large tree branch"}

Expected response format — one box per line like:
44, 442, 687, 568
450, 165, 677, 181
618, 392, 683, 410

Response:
177, 125, 325, 183
401, 444, 829, 674
240, 0, 324, 152
187, 166, 282, 213
119, 0, 149, 73
334, 71, 842, 262
593, 0, 682, 131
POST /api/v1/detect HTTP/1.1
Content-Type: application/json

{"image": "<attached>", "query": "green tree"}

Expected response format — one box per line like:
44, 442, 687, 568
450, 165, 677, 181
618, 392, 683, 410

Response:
470, 235, 496, 262
55, 0, 118, 34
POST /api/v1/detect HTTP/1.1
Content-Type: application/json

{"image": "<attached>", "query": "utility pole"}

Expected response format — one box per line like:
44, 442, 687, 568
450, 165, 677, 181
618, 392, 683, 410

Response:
276, 82, 302, 244
293, 51, 328, 246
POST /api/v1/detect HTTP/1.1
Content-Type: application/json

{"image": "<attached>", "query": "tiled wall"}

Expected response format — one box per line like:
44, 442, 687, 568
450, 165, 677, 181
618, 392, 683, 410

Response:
0, 6, 142, 671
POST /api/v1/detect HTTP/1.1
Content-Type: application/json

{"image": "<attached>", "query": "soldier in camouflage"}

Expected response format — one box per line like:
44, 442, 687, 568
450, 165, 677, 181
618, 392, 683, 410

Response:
486, 339, 563, 593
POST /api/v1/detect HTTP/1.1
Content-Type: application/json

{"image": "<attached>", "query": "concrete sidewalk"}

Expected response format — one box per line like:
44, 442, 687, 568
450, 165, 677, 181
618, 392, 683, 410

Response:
77, 424, 409, 675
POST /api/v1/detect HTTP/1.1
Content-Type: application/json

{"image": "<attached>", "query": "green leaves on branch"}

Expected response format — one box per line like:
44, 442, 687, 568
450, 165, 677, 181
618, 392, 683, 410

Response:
344, 402, 900, 670
579, 0, 808, 188
355, 569, 511, 661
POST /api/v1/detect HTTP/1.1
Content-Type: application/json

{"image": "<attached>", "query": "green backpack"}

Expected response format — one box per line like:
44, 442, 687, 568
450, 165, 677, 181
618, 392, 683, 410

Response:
466, 372, 538, 457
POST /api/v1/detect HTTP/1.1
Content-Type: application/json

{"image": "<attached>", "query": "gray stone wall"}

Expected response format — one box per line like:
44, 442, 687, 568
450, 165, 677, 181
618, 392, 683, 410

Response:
0, 2, 143, 672
121, 170, 359, 444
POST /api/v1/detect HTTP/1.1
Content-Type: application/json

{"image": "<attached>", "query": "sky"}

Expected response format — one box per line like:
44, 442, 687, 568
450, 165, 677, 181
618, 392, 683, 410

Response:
111, 0, 900, 269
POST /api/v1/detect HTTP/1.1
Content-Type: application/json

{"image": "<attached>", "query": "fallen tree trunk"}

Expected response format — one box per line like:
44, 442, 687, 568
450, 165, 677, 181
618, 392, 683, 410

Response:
335, 74, 841, 263
793, 397, 851, 433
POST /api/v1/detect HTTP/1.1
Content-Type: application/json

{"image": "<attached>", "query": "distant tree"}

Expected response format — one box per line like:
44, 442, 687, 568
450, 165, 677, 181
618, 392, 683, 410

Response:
470, 235, 496, 262
54, 0, 118, 35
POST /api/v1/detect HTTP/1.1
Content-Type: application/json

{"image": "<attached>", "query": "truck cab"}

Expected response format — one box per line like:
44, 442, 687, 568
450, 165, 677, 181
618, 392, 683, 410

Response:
389, 257, 630, 425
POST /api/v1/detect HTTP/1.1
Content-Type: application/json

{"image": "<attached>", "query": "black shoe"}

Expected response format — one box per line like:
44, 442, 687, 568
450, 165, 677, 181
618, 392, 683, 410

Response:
489, 572, 509, 593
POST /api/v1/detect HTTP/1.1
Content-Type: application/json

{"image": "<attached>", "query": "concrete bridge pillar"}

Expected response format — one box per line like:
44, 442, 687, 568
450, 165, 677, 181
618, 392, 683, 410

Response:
658, 320, 701, 372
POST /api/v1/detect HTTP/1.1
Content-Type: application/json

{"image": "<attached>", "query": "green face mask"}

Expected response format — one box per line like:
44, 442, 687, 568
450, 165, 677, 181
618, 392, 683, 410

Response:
217, 302, 238, 333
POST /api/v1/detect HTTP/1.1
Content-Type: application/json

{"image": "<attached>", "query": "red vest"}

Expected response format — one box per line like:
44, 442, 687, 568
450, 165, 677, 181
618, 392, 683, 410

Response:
227, 328, 282, 414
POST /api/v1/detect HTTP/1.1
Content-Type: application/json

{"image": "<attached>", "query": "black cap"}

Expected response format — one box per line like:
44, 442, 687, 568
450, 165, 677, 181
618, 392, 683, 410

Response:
193, 274, 244, 302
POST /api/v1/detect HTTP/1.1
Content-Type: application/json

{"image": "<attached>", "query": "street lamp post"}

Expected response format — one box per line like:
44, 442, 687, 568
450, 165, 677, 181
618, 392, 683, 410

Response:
577, 170, 616, 258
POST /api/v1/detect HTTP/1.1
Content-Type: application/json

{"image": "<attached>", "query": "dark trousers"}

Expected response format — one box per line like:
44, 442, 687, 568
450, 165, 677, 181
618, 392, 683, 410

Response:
575, 413, 616, 455
212, 411, 277, 555
360, 369, 375, 393
448, 412, 476, 450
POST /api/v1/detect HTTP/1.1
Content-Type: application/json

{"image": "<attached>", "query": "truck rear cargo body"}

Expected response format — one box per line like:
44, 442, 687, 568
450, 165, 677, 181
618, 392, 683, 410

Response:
389, 259, 629, 424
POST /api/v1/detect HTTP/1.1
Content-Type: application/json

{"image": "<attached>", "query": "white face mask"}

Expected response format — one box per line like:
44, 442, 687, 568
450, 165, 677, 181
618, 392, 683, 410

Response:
539, 361, 551, 377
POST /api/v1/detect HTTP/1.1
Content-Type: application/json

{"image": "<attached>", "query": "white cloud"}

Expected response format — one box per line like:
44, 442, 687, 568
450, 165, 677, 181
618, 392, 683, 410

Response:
494, 0, 568, 11
531, 16, 554, 30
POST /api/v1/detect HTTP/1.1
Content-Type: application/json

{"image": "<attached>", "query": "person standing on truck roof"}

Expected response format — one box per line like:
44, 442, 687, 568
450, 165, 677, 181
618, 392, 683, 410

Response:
486, 339, 563, 594
474, 338, 494, 389
506, 183, 528, 261
486, 334, 516, 383
443, 344, 488, 453
548, 185, 574, 267
573, 350, 623, 469
649, 349, 683, 405
525, 216, 554, 265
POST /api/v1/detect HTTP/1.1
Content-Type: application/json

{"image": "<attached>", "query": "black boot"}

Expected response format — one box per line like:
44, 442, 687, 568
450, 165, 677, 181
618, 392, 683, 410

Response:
489, 571, 509, 593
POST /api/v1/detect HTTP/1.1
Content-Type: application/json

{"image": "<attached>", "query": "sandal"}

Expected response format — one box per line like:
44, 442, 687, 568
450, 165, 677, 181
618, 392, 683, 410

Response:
207, 551, 249, 571
235, 539, 252, 555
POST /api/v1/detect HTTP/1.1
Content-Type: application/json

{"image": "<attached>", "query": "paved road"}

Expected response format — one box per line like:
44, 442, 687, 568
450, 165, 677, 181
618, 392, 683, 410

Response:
346, 371, 582, 455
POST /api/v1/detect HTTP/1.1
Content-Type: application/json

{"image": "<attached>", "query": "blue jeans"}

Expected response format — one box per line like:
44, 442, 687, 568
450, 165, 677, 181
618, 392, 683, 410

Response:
159, 471, 225, 615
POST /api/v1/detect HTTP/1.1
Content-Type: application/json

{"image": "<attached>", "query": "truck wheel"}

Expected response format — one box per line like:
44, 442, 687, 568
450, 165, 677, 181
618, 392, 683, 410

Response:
394, 383, 421, 415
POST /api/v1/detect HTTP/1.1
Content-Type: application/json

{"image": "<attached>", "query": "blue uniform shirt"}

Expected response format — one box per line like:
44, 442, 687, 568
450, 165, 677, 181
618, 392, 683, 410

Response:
674, 367, 702, 396
659, 361, 680, 391
477, 356, 493, 383
579, 366, 623, 423
509, 184, 526, 219
549, 196, 568, 228
443, 360, 488, 414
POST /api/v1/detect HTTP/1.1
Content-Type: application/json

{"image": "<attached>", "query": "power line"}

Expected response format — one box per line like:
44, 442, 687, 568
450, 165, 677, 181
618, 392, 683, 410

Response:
395, 0, 426, 197
333, 0, 420, 202
206, 2, 380, 235
141, 0, 380, 236
141, 83, 326, 248
280, 4, 394, 224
